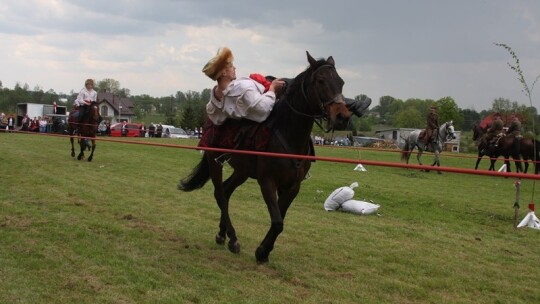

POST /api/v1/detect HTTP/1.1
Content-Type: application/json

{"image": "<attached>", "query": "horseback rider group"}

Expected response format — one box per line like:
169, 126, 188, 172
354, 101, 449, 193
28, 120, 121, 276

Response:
480, 112, 521, 153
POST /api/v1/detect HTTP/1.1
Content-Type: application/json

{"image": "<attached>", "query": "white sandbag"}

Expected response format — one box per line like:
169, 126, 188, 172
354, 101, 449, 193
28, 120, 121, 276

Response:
324, 182, 358, 211
341, 199, 380, 215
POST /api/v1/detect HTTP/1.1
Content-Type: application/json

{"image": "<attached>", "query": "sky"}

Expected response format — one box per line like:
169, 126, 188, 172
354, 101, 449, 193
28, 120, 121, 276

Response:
1, 0, 540, 111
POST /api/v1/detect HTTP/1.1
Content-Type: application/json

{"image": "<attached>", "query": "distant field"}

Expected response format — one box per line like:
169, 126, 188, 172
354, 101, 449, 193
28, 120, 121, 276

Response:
1, 133, 540, 303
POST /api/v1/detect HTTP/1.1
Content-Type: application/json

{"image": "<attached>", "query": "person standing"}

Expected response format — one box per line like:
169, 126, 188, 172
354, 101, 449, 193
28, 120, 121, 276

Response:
121, 121, 128, 137
139, 124, 146, 137
7, 115, 14, 132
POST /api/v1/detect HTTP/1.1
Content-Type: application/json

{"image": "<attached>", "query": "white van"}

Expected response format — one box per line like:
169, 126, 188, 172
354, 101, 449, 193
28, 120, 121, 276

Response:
162, 125, 190, 139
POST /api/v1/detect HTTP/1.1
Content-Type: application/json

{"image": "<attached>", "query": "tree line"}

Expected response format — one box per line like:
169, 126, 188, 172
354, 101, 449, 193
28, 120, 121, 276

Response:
1, 78, 538, 134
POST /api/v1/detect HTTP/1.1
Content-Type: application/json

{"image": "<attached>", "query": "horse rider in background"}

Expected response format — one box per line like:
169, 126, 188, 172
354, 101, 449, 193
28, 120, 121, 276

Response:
482, 112, 504, 150
507, 112, 522, 155
75, 79, 97, 126
424, 105, 439, 146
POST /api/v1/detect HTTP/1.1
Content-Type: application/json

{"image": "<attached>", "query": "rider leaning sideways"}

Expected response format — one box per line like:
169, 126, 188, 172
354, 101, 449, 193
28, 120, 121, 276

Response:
203, 47, 286, 126
425, 105, 439, 145
75, 79, 97, 123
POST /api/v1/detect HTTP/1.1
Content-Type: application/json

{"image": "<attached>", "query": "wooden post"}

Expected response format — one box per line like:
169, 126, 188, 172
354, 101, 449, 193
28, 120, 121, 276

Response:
514, 179, 521, 228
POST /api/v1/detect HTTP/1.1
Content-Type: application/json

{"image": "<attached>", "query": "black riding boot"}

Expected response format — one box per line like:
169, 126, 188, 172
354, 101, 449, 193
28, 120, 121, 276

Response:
344, 96, 372, 117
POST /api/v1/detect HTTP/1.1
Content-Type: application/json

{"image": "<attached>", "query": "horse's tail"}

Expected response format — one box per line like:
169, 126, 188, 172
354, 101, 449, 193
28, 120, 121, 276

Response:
400, 138, 411, 162
178, 153, 210, 192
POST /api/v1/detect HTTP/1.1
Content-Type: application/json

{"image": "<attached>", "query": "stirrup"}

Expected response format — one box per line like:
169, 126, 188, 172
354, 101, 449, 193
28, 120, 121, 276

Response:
214, 153, 231, 166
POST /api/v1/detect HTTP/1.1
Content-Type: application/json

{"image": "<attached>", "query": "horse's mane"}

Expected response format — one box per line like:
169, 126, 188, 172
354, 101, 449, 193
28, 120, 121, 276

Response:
268, 58, 329, 125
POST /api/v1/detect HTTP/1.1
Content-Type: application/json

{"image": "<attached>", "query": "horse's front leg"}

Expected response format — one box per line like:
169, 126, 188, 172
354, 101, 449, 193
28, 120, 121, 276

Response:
432, 150, 442, 174
255, 178, 282, 264
474, 151, 483, 170
70, 134, 76, 158
77, 136, 85, 160
87, 139, 96, 162
505, 157, 512, 173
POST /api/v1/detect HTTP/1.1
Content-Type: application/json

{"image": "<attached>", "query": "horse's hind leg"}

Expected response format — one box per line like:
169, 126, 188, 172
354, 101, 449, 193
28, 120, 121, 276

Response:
208, 158, 243, 253
218, 170, 248, 253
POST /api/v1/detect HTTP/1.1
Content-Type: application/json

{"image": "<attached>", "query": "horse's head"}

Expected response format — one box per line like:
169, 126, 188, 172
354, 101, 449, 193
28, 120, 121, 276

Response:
90, 103, 100, 123
304, 51, 351, 130
472, 123, 485, 141
444, 121, 456, 141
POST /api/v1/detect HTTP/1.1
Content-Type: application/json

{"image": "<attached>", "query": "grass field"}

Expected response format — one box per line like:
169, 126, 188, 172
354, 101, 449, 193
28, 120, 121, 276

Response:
1, 133, 540, 303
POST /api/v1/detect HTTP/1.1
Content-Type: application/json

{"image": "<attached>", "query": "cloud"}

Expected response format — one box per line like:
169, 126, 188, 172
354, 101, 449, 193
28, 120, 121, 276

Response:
0, 0, 539, 111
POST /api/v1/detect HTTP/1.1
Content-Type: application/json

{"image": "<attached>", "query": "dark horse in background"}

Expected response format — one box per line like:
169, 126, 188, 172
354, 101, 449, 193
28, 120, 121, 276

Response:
179, 52, 352, 264
68, 103, 99, 161
472, 123, 539, 173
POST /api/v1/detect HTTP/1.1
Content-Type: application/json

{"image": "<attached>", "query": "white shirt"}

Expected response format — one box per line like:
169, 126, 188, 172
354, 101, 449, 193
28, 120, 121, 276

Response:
74, 88, 97, 106
206, 77, 276, 125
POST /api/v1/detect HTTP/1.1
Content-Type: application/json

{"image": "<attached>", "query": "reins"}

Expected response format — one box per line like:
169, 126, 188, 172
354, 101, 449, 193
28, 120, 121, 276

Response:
283, 64, 341, 131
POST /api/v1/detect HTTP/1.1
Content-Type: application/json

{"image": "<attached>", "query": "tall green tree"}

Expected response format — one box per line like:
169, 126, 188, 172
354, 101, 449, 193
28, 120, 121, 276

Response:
395, 106, 423, 128
460, 108, 480, 131
436, 96, 463, 128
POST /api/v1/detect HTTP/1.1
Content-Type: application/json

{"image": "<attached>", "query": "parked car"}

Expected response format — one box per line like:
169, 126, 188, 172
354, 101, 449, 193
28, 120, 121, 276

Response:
163, 127, 190, 139
110, 122, 144, 137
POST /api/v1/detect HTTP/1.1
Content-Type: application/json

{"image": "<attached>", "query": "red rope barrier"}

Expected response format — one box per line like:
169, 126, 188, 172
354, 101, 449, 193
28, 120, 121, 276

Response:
318, 143, 540, 164
6, 129, 540, 180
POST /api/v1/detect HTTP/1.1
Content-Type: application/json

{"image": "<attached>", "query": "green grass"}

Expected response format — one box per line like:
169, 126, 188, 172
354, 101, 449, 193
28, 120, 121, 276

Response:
1, 133, 540, 303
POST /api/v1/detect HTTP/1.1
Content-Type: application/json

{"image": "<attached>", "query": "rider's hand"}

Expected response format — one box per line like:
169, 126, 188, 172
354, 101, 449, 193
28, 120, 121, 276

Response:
269, 79, 286, 94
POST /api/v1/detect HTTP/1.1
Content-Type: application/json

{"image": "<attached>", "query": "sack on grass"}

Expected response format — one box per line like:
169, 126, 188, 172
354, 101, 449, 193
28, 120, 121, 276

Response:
341, 200, 380, 215
323, 182, 359, 211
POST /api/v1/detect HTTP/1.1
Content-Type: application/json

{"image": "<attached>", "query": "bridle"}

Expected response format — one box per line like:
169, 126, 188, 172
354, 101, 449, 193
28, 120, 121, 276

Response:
284, 64, 344, 130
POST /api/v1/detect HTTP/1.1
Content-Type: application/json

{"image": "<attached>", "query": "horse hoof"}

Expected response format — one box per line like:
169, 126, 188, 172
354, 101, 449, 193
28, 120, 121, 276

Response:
255, 247, 269, 264
71, 152, 75, 158
215, 234, 226, 245
87, 157, 93, 162
228, 240, 241, 254
77, 155, 83, 160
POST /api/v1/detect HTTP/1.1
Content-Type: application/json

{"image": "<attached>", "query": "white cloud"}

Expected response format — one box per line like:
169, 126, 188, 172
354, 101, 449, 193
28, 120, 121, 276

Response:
0, 0, 540, 110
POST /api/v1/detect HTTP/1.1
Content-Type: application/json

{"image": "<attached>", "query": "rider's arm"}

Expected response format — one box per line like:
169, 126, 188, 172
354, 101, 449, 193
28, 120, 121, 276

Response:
236, 88, 276, 123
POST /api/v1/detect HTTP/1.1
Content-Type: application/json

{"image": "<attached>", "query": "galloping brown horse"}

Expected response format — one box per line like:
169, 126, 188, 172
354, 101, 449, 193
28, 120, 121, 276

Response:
68, 103, 99, 161
179, 52, 352, 263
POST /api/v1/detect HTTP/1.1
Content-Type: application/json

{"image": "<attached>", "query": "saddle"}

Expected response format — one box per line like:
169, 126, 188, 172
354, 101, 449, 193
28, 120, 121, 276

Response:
198, 118, 271, 151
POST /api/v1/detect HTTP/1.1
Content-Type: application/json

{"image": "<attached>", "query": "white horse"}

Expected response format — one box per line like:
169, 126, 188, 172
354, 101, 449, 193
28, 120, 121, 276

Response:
400, 121, 456, 173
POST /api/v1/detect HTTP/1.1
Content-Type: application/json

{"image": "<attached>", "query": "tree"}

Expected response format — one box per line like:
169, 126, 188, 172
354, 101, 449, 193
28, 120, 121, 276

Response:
97, 78, 121, 94
460, 108, 480, 131
436, 96, 463, 128
491, 97, 513, 114
394, 106, 423, 128
180, 106, 197, 131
